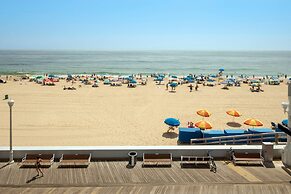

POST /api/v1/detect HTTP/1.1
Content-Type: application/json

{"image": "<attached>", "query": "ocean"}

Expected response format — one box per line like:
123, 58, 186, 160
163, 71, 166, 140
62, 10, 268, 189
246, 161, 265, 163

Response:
0, 50, 290, 76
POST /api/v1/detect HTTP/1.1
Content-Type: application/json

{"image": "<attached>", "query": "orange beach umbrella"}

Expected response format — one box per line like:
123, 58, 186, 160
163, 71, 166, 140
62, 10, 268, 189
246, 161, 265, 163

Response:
226, 109, 242, 122
244, 118, 263, 127
195, 120, 213, 129
196, 109, 211, 118
226, 109, 241, 117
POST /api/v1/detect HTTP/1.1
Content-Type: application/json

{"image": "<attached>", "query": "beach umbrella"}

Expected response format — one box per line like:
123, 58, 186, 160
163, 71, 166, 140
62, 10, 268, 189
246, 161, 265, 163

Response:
164, 118, 180, 127
170, 82, 178, 87
104, 79, 111, 85
171, 75, 178, 79
282, 119, 288, 126
244, 118, 263, 127
226, 109, 242, 122
196, 109, 211, 118
226, 109, 241, 117
156, 77, 163, 82
195, 120, 212, 129
130, 79, 137, 84
219, 68, 224, 72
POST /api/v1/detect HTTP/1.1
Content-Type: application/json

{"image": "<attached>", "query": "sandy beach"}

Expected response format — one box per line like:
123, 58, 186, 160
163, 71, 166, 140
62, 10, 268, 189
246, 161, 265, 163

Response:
0, 78, 288, 146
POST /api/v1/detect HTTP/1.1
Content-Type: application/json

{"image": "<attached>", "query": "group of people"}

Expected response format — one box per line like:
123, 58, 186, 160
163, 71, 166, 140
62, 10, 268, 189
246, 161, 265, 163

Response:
188, 84, 199, 92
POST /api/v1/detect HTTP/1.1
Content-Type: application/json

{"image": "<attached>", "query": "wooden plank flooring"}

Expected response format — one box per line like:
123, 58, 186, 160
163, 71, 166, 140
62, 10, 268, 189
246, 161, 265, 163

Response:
0, 161, 290, 193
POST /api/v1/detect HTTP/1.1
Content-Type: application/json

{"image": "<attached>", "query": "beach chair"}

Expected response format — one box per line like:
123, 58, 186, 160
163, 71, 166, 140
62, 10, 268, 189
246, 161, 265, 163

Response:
180, 151, 217, 172
21, 153, 55, 167
231, 150, 264, 166
58, 153, 91, 167
142, 153, 172, 167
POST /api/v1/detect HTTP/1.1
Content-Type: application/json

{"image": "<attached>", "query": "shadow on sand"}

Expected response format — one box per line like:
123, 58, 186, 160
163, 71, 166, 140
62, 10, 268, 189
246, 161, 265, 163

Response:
26, 175, 43, 184
226, 122, 242, 128
162, 131, 178, 139
0, 163, 11, 169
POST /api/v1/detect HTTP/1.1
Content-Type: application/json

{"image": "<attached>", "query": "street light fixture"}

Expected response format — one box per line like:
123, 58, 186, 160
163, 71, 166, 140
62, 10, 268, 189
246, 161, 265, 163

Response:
8, 99, 14, 164
282, 102, 289, 114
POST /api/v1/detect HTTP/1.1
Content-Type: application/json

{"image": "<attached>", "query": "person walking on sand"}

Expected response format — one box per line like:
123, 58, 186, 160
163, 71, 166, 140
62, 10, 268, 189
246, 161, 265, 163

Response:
35, 157, 44, 177
195, 83, 199, 91
189, 84, 193, 92
166, 83, 169, 90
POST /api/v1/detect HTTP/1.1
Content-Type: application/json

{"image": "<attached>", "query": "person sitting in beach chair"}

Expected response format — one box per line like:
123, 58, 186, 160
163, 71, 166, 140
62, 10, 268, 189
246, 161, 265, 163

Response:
188, 122, 194, 128
222, 85, 229, 90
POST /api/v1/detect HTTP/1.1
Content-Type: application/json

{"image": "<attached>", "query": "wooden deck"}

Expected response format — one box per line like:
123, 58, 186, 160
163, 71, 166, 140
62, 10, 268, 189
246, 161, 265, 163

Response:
0, 161, 290, 193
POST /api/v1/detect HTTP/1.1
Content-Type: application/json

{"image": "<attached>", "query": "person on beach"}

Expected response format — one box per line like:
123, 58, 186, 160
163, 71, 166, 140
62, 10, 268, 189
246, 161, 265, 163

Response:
35, 157, 44, 177
166, 83, 168, 90
188, 84, 193, 92
195, 84, 199, 91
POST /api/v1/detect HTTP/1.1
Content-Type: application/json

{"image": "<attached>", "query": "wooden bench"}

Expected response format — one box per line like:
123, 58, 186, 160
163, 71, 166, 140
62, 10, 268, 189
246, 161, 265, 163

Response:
21, 153, 54, 167
232, 152, 264, 166
180, 155, 217, 172
59, 154, 91, 167
142, 153, 172, 167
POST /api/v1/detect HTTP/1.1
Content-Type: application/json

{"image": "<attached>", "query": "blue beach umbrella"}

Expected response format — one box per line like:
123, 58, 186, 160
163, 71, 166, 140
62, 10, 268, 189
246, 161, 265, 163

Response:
164, 118, 180, 127
104, 79, 111, 84
219, 68, 224, 72
282, 119, 288, 126
155, 77, 163, 81
130, 79, 137, 84
171, 75, 178, 79
170, 82, 178, 87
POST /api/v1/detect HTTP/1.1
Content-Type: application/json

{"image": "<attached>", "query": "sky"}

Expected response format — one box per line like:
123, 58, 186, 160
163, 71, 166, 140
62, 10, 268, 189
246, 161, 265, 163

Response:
0, 0, 290, 50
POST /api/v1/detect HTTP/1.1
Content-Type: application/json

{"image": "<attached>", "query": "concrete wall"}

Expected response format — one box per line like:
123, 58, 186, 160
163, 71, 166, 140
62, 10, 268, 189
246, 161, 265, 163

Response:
0, 145, 285, 161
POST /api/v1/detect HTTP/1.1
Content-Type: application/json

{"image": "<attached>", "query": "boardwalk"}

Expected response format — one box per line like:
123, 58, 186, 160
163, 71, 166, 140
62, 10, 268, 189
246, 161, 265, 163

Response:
0, 161, 291, 193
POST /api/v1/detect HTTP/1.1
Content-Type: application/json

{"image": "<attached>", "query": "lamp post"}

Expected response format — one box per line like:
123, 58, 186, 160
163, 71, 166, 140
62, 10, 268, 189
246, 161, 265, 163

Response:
8, 99, 14, 164
282, 83, 291, 166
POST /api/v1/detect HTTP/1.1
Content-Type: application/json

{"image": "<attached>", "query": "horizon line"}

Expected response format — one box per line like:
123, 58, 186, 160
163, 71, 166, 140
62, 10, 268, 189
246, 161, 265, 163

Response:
0, 49, 291, 52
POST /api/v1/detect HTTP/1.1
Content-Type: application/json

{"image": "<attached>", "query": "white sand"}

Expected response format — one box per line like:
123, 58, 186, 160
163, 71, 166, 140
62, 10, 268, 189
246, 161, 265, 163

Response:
0, 78, 288, 146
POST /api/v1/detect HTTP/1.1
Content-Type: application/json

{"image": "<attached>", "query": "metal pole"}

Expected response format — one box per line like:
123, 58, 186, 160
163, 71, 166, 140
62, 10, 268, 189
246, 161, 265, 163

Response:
9, 105, 13, 163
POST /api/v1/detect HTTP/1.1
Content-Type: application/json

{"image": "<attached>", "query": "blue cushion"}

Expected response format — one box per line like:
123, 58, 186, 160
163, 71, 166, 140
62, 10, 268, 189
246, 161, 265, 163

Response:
248, 128, 274, 142
202, 130, 225, 143
224, 129, 249, 144
178, 128, 203, 143
224, 129, 248, 135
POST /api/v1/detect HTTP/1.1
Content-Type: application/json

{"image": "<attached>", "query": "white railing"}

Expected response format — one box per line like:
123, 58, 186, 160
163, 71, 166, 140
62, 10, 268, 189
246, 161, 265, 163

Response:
190, 132, 287, 145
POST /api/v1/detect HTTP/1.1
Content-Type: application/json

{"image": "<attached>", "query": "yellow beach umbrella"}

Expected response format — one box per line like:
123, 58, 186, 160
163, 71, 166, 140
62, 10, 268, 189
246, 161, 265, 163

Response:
195, 120, 213, 130
226, 109, 242, 122
226, 109, 241, 117
196, 109, 211, 118
244, 118, 263, 127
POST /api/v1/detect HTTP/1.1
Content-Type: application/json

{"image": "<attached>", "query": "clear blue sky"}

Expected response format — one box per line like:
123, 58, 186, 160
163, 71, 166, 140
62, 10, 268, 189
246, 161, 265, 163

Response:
0, 0, 290, 50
